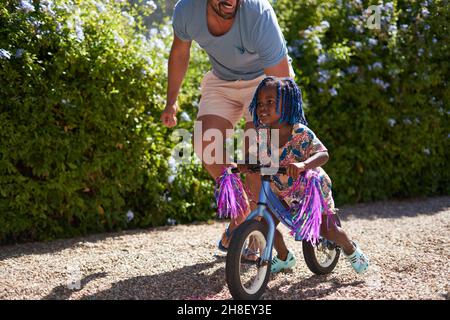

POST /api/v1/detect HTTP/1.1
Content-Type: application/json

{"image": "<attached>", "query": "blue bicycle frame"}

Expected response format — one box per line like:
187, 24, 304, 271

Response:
244, 176, 297, 264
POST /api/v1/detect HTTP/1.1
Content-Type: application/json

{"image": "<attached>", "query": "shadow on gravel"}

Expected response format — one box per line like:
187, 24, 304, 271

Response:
337, 196, 450, 221
0, 225, 180, 262
263, 275, 365, 300
45, 256, 229, 300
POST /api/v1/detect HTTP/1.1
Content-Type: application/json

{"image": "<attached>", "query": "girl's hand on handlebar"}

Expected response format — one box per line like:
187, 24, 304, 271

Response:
287, 162, 306, 179
228, 163, 253, 174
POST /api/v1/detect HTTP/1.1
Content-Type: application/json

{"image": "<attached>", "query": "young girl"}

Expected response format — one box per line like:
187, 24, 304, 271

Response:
246, 76, 369, 274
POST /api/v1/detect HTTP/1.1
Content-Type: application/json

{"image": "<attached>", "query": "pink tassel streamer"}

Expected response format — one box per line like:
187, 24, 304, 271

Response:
214, 167, 249, 219
280, 170, 335, 245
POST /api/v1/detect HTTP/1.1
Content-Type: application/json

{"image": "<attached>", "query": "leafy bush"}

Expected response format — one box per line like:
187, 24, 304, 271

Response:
1, 0, 448, 243
274, 0, 449, 204
0, 0, 212, 243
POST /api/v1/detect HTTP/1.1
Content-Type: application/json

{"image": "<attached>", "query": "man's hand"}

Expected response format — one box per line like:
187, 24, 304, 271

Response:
160, 103, 178, 128
287, 162, 306, 179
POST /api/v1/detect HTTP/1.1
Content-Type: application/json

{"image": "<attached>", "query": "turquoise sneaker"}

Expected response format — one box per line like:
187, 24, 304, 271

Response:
345, 242, 369, 274
271, 251, 296, 273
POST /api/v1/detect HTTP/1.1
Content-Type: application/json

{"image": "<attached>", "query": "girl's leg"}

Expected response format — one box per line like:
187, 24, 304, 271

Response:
274, 228, 289, 260
320, 215, 355, 255
262, 213, 289, 260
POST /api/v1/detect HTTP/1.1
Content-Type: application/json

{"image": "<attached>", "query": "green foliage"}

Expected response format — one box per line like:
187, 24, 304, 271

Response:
274, 0, 449, 204
0, 0, 212, 243
1, 0, 448, 243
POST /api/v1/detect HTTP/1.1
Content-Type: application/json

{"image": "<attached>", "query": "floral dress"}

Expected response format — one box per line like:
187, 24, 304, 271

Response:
254, 123, 336, 214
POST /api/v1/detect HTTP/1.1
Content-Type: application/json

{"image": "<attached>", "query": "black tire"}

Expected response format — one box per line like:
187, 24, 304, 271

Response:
302, 216, 342, 275
225, 220, 271, 300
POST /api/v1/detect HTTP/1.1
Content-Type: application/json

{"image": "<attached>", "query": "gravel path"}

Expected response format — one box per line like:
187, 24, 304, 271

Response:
1, 196, 449, 300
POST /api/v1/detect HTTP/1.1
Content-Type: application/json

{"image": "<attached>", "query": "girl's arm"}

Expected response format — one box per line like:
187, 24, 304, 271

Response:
287, 151, 329, 179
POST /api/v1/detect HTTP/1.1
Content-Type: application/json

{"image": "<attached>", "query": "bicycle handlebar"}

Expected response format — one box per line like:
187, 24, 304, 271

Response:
229, 165, 287, 175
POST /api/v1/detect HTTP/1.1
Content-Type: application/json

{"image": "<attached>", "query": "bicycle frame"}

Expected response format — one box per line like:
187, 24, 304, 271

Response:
244, 175, 296, 264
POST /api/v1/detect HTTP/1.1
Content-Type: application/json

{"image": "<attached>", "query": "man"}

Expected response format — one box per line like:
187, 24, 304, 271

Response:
160, 0, 293, 250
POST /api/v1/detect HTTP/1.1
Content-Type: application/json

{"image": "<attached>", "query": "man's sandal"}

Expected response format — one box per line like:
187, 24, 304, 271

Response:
217, 226, 231, 252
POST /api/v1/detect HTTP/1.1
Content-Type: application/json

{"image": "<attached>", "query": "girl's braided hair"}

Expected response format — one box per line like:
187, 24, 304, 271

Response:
248, 76, 308, 127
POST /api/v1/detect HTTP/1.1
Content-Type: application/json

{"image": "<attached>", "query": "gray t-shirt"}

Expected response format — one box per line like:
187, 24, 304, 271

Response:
172, 0, 288, 81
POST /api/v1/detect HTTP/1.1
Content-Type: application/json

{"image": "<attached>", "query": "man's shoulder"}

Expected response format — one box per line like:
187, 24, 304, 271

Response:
173, 0, 198, 14
241, 0, 274, 15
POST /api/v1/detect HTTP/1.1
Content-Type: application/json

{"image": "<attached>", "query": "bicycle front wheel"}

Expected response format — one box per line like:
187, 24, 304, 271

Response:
225, 220, 271, 300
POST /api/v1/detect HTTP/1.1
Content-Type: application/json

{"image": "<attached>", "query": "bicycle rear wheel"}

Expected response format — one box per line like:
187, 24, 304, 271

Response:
225, 220, 270, 300
302, 215, 342, 275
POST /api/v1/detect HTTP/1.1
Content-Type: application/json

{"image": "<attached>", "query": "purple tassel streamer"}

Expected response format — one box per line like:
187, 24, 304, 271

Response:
214, 167, 249, 219
280, 170, 335, 245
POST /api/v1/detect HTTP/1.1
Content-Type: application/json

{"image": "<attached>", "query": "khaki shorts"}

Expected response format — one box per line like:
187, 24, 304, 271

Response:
196, 71, 266, 126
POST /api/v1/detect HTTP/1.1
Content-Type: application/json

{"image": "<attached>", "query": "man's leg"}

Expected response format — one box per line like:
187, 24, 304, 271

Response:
193, 115, 250, 248
193, 114, 233, 179
243, 121, 262, 211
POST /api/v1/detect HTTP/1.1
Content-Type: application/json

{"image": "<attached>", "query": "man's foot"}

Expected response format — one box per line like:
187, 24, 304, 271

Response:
217, 226, 231, 252
271, 251, 296, 273
345, 242, 369, 274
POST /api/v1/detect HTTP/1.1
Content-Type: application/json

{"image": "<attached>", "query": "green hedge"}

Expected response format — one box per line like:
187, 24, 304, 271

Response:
274, 0, 449, 203
0, 0, 212, 243
0, 0, 448, 243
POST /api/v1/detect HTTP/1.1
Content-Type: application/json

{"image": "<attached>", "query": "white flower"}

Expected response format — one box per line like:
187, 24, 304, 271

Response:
168, 156, 178, 174
168, 175, 176, 184
15, 49, 24, 58
347, 65, 359, 74
40, 0, 55, 16
160, 25, 171, 38
318, 69, 330, 83
320, 20, 330, 29
114, 32, 125, 46
0, 49, 11, 59
423, 148, 430, 155
401, 24, 409, 31
149, 28, 158, 38
403, 118, 412, 125
18, 0, 35, 13
354, 41, 363, 49
421, 8, 430, 17
145, 1, 157, 11
141, 55, 152, 65
166, 218, 177, 225
372, 62, 383, 69
329, 88, 338, 96
388, 24, 397, 33
368, 38, 378, 46
121, 11, 135, 26
75, 25, 84, 42
126, 210, 134, 222
153, 38, 165, 51
372, 78, 390, 90
95, 2, 106, 13
385, 2, 394, 11
317, 54, 328, 64
180, 111, 191, 122
387, 118, 396, 127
